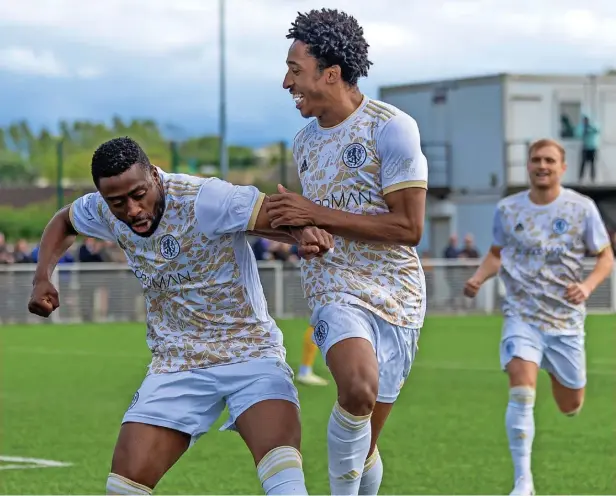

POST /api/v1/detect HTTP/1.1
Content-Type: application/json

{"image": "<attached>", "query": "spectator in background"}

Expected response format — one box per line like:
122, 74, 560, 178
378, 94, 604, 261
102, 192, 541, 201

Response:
251, 237, 271, 261
442, 234, 461, 309
98, 240, 126, 263
443, 234, 459, 259
577, 115, 600, 183
0, 232, 12, 264
268, 240, 300, 263
12, 239, 33, 263
31, 244, 73, 264
459, 233, 480, 259
79, 237, 104, 263
560, 114, 575, 138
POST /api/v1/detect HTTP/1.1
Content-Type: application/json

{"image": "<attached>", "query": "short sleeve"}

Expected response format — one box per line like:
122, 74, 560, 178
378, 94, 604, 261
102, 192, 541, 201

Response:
584, 201, 611, 254
492, 206, 506, 247
377, 113, 428, 195
69, 193, 115, 242
194, 178, 265, 239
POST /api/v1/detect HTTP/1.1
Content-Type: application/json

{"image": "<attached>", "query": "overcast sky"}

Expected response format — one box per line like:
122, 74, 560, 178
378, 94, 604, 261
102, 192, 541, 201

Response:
0, 0, 614, 146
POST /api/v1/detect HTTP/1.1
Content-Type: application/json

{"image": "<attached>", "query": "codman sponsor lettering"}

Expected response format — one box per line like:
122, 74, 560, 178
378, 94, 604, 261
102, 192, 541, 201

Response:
314, 190, 374, 209
133, 269, 193, 290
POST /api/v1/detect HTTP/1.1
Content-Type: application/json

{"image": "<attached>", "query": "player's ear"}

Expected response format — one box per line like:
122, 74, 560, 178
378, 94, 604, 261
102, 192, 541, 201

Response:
326, 65, 341, 84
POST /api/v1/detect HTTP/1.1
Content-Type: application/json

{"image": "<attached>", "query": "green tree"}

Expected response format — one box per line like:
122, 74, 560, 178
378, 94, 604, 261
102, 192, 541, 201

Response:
0, 118, 258, 183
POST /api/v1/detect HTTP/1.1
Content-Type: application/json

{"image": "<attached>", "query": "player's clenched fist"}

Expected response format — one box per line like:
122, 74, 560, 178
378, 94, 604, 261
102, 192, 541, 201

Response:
565, 282, 591, 305
297, 226, 334, 260
28, 279, 60, 318
463, 276, 482, 298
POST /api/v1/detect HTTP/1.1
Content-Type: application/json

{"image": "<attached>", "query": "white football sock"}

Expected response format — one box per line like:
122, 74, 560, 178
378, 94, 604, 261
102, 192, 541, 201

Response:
506, 386, 536, 482
257, 446, 308, 495
328, 401, 372, 495
359, 447, 383, 495
106, 473, 152, 495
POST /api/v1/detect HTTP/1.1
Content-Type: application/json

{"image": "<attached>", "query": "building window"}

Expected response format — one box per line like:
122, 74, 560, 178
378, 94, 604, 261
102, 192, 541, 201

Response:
432, 87, 447, 104
559, 101, 581, 139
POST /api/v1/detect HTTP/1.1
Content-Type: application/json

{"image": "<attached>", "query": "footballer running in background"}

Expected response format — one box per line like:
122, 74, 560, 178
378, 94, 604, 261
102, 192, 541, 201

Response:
464, 139, 613, 496
296, 325, 328, 386
28, 137, 334, 495
267, 8, 428, 495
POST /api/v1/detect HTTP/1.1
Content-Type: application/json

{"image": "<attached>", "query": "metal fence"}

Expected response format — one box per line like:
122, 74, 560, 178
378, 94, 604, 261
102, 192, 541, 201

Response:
1, 259, 615, 324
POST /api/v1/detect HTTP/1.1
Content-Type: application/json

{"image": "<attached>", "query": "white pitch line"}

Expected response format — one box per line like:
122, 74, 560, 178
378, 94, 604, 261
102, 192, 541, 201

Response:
0, 455, 72, 471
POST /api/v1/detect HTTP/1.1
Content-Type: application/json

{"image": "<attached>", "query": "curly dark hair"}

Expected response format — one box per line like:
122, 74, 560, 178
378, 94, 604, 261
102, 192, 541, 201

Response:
287, 8, 372, 86
91, 136, 151, 187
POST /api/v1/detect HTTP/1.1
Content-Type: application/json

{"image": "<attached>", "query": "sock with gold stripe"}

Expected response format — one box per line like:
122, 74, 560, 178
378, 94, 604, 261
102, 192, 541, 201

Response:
328, 401, 372, 495
359, 447, 383, 495
106, 473, 152, 495
506, 386, 535, 483
257, 446, 308, 495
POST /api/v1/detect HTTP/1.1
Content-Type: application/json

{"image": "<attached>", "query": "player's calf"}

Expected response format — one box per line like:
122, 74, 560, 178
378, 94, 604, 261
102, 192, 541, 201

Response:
325, 338, 379, 494
359, 447, 383, 496
256, 446, 305, 495
107, 473, 152, 495
550, 374, 585, 416
506, 386, 536, 487
505, 358, 539, 489
108, 422, 190, 494
562, 400, 584, 416
235, 398, 307, 495
357, 402, 394, 495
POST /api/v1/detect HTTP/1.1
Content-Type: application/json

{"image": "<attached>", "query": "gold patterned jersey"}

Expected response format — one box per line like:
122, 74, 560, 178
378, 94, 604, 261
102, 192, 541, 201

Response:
69, 170, 285, 373
493, 188, 611, 333
294, 96, 428, 328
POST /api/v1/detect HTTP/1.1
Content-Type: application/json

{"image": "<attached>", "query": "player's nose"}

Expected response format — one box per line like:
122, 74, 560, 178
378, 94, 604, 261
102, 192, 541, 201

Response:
126, 198, 142, 218
282, 74, 292, 90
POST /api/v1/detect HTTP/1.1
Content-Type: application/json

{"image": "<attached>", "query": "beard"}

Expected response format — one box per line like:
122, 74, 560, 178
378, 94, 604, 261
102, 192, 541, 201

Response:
132, 176, 166, 238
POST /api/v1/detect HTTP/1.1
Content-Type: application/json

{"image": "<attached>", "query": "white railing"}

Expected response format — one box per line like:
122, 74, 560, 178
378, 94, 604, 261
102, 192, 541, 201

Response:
0, 259, 614, 324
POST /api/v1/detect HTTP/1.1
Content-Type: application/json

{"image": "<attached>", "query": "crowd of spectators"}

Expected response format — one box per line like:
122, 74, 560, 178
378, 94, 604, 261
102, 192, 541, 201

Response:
250, 236, 301, 263
3, 227, 616, 268
0, 232, 126, 266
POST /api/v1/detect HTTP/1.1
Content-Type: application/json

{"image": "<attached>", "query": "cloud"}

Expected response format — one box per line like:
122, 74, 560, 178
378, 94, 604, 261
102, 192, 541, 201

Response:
75, 66, 104, 80
1, 0, 615, 79
0, 0, 615, 144
0, 47, 66, 77
0, 46, 104, 79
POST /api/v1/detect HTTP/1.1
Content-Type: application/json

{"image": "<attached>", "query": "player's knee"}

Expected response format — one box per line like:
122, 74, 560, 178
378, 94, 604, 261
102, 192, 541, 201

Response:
252, 429, 302, 465
107, 473, 152, 495
560, 397, 584, 417
338, 380, 377, 417
506, 358, 538, 389
509, 385, 536, 407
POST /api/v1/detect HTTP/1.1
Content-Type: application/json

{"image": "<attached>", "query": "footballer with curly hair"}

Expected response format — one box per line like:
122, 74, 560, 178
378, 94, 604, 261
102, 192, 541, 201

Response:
28, 136, 335, 495
267, 8, 429, 495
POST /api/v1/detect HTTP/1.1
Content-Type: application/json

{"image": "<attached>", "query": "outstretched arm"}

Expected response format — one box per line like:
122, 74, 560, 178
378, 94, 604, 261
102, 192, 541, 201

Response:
267, 113, 427, 246
195, 179, 333, 257
314, 187, 425, 245
471, 246, 502, 283
250, 200, 334, 259
32, 206, 78, 284
464, 207, 505, 298
30, 193, 115, 317
247, 194, 306, 244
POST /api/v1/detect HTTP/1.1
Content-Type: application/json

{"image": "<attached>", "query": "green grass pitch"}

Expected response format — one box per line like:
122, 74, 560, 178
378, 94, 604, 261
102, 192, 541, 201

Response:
1, 315, 614, 494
